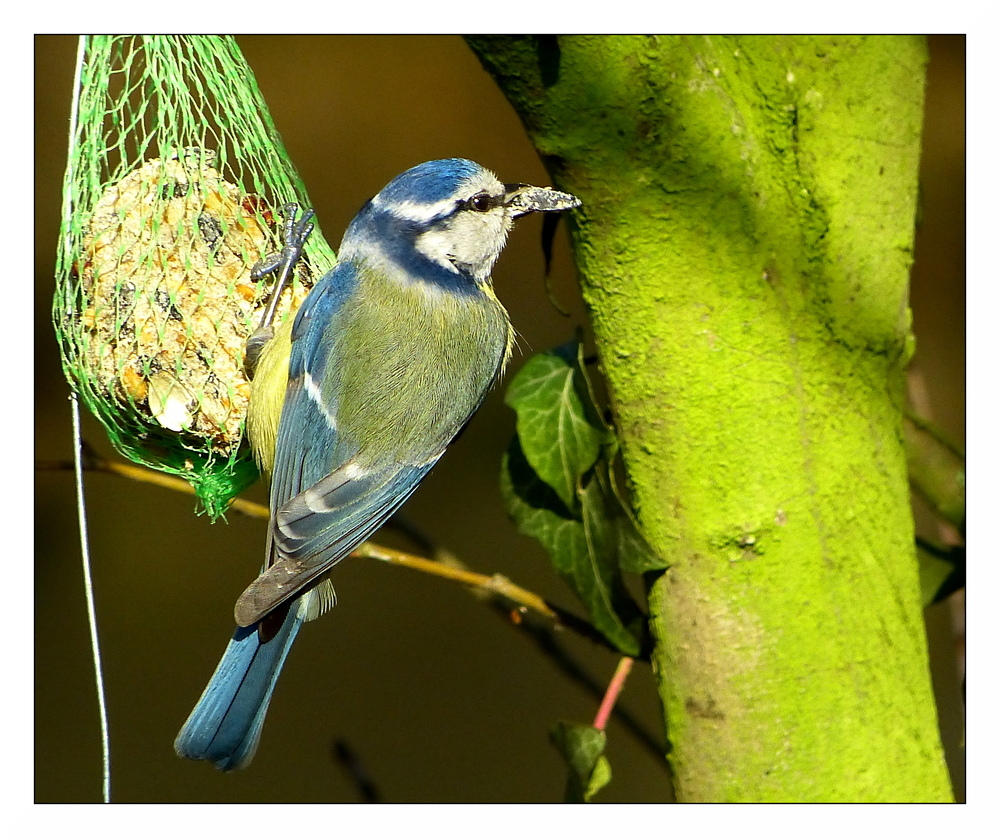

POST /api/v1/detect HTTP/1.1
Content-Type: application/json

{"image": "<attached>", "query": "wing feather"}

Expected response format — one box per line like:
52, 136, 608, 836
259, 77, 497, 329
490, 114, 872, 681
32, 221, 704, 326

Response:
235, 460, 433, 626
236, 257, 509, 627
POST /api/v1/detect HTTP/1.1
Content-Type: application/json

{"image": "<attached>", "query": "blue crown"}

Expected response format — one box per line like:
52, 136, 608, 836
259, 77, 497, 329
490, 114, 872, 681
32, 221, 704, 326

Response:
377, 158, 484, 206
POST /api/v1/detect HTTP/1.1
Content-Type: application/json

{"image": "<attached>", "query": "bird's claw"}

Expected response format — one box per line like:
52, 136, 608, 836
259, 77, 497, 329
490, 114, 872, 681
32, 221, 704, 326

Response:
247, 203, 316, 369
251, 203, 316, 284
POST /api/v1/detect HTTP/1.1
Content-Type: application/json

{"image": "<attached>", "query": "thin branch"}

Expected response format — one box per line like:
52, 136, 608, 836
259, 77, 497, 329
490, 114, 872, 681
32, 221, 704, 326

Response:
903, 408, 964, 460
38, 446, 665, 762
509, 613, 665, 761
593, 657, 635, 732
37, 444, 268, 519
354, 541, 555, 620
904, 373, 965, 533
37, 447, 623, 647
331, 739, 381, 803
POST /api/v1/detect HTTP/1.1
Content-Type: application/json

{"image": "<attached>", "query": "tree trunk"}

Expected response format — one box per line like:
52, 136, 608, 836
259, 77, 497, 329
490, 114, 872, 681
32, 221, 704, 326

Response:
468, 34, 952, 802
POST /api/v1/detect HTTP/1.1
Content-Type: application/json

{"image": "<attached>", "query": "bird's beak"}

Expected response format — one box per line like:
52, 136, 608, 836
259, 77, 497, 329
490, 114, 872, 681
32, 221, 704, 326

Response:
504, 183, 581, 218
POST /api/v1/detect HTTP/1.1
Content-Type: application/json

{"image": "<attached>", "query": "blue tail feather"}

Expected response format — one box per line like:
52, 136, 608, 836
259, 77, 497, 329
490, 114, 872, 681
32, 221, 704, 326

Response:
175, 603, 303, 771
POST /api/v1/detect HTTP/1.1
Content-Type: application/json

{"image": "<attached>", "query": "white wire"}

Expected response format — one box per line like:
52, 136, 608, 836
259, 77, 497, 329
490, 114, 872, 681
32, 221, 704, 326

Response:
71, 396, 111, 803
65, 35, 112, 804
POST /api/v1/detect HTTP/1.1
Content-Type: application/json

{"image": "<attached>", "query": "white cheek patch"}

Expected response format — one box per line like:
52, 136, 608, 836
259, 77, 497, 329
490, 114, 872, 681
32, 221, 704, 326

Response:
418, 212, 512, 284
414, 229, 461, 274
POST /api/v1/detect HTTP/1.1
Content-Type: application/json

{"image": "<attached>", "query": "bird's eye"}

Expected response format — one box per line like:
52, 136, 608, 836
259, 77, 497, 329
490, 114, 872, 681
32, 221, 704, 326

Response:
467, 192, 493, 212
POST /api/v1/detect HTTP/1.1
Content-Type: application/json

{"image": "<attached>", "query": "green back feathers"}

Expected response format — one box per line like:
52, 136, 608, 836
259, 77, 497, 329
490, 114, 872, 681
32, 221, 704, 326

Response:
327, 267, 512, 465
247, 264, 513, 480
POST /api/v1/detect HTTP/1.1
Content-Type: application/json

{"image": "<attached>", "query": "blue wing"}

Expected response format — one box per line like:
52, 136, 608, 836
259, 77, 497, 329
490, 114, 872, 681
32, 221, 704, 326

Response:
177, 192, 510, 768
234, 262, 440, 626
175, 264, 360, 769
177, 261, 432, 768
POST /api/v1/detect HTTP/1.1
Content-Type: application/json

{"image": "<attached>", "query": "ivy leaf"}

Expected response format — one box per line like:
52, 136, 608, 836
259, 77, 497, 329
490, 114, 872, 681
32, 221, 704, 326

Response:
615, 514, 668, 574
550, 722, 612, 803
501, 439, 641, 656
504, 342, 611, 512
917, 548, 953, 607
916, 540, 965, 606
571, 341, 619, 461
578, 475, 645, 649
501, 340, 654, 654
597, 465, 669, 574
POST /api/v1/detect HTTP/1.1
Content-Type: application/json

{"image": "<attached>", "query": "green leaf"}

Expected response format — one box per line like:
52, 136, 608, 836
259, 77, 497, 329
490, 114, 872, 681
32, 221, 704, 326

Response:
598, 466, 669, 574
586, 755, 612, 800
501, 439, 641, 656
550, 722, 612, 802
578, 477, 645, 649
504, 342, 611, 511
916, 540, 965, 606
917, 548, 953, 607
615, 514, 667, 574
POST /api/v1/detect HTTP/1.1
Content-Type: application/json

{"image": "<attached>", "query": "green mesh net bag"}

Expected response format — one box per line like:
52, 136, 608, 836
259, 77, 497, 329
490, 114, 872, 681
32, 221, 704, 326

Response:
53, 36, 336, 518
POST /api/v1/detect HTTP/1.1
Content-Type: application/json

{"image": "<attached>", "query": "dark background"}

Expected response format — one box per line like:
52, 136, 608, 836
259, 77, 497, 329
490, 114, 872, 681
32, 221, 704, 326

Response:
34, 35, 965, 803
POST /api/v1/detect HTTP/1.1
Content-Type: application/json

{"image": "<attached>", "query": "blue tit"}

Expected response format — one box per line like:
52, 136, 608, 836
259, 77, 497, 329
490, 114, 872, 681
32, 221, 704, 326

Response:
174, 158, 580, 770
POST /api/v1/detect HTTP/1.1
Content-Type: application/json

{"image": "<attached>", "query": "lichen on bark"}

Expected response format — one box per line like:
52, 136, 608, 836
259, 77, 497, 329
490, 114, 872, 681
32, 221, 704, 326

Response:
469, 35, 952, 801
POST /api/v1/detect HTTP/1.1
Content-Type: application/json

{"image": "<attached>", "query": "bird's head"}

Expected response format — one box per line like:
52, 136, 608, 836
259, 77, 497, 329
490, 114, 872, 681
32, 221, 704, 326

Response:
338, 158, 580, 288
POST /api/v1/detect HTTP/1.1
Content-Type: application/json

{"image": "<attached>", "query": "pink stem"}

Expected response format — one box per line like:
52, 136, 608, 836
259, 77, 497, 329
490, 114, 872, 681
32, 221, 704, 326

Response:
593, 657, 634, 731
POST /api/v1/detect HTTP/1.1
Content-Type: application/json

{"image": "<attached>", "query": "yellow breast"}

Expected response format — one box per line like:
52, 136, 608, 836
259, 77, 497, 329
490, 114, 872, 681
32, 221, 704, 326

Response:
246, 316, 295, 479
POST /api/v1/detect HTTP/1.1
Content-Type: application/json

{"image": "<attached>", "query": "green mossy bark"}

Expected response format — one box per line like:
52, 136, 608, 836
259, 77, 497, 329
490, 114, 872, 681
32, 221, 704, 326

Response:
469, 35, 952, 801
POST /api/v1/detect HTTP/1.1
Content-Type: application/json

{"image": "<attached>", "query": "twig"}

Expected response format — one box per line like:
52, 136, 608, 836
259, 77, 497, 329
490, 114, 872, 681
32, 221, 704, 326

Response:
39, 447, 665, 761
37, 449, 609, 640
903, 373, 965, 533
506, 607, 665, 762
37, 445, 269, 520
593, 657, 634, 732
903, 408, 964, 460
331, 739, 381, 803
373, 519, 641, 654
354, 541, 557, 620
